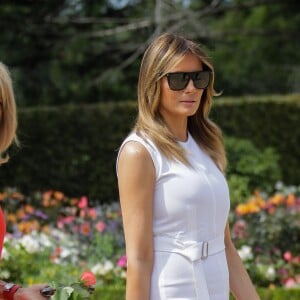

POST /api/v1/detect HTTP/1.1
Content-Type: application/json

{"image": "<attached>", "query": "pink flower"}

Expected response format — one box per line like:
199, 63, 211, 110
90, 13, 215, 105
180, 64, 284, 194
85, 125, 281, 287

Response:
278, 268, 289, 277
232, 219, 247, 239
64, 216, 75, 224
57, 216, 75, 228
292, 255, 300, 264
78, 196, 88, 209
117, 255, 127, 268
284, 277, 296, 288
80, 271, 96, 287
88, 208, 97, 219
283, 251, 293, 262
57, 220, 64, 229
95, 221, 106, 232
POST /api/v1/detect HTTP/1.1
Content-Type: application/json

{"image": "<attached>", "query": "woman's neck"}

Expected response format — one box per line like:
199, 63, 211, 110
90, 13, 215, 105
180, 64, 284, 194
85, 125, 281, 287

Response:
164, 118, 188, 142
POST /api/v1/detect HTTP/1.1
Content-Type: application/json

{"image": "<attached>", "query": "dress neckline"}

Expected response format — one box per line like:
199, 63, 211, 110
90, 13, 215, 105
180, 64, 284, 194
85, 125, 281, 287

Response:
178, 131, 191, 146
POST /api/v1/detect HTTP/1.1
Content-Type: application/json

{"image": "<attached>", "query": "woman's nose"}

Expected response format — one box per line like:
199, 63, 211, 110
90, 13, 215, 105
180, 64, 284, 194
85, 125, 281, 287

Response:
184, 78, 196, 92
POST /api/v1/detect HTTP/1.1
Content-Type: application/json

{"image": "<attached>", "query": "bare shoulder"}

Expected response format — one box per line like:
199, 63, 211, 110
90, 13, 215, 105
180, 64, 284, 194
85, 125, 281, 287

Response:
118, 141, 154, 175
119, 141, 152, 163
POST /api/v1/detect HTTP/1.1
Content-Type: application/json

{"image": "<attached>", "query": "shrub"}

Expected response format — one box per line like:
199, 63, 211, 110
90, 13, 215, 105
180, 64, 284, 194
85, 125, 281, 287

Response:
0, 95, 299, 203
225, 137, 281, 206
212, 94, 300, 186
92, 286, 300, 299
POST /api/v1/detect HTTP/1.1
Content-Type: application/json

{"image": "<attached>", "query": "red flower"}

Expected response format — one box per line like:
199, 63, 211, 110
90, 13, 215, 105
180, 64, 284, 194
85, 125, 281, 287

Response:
80, 271, 96, 287
80, 222, 91, 236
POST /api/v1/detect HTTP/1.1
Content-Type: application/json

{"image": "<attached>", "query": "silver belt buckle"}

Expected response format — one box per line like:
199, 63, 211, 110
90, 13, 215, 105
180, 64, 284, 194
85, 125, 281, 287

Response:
201, 241, 208, 259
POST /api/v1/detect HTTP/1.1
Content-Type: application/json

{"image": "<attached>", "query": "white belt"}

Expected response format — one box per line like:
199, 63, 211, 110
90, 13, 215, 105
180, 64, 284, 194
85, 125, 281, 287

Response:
153, 234, 225, 262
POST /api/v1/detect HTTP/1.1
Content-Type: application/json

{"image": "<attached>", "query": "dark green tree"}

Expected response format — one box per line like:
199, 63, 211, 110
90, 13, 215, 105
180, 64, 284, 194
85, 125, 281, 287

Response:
0, 0, 299, 106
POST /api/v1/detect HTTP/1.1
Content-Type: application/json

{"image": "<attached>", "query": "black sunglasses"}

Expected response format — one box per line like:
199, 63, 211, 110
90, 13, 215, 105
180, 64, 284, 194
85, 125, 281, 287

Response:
166, 70, 211, 91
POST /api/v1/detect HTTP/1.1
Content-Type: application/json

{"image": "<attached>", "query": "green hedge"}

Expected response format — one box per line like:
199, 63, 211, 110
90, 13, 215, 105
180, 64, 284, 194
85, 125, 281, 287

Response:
256, 288, 300, 300
212, 94, 300, 185
225, 137, 281, 205
91, 286, 300, 299
0, 102, 138, 203
0, 95, 299, 203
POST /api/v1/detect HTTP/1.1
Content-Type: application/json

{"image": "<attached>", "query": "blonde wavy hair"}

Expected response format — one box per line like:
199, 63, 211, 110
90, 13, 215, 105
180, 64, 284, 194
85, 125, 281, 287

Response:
134, 32, 227, 171
0, 62, 18, 164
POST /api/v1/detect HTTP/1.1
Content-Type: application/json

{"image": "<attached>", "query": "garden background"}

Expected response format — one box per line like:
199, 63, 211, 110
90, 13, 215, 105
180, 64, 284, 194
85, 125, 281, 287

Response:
0, 1, 299, 299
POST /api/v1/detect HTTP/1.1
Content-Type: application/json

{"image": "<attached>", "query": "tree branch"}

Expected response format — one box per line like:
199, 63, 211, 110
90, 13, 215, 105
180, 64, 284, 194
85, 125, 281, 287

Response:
80, 0, 284, 39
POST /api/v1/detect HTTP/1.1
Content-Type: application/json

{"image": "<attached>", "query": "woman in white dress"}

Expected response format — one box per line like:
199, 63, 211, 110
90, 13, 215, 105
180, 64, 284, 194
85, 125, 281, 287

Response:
117, 33, 260, 300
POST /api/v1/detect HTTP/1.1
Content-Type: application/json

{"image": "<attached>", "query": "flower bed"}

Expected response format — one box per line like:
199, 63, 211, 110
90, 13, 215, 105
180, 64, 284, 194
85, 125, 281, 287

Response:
232, 184, 300, 289
0, 189, 126, 288
0, 184, 299, 295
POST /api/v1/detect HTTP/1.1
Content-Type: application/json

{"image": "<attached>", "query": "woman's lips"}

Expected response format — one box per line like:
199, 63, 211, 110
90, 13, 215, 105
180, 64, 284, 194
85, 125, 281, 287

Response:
180, 100, 196, 104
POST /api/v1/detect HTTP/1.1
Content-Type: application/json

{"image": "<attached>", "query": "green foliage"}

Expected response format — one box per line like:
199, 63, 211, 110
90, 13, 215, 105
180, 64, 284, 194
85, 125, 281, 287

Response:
0, 241, 54, 284
92, 286, 300, 300
0, 102, 137, 201
50, 281, 91, 300
91, 286, 125, 300
0, 1, 299, 106
225, 137, 281, 205
0, 95, 298, 203
212, 95, 300, 187
211, 1, 300, 94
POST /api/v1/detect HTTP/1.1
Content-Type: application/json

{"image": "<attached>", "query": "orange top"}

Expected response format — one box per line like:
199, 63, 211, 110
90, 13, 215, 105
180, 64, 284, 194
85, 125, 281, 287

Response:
0, 207, 6, 258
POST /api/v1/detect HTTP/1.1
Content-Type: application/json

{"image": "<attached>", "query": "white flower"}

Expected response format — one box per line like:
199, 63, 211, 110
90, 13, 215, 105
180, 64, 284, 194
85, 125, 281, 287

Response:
0, 270, 10, 279
120, 270, 126, 278
38, 232, 53, 248
275, 181, 283, 190
14, 231, 53, 254
256, 264, 276, 281
60, 247, 72, 258
91, 260, 114, 276
19, 234, 40, 253
237, 245, 253, 261
265, 265, 276, 281
1, 247, 10, 260
103, 260, 114, 273
91, 263, 102, 275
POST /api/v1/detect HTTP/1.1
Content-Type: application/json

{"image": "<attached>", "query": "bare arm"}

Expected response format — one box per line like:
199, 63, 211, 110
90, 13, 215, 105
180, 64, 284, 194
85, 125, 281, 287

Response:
117, 141, 155, 300
225, 223, 260, 300
0, 281, 49, 300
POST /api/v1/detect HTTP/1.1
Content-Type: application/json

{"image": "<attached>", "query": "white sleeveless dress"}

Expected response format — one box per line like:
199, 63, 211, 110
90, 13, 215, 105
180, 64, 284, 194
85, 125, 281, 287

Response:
118, 132, 230, 300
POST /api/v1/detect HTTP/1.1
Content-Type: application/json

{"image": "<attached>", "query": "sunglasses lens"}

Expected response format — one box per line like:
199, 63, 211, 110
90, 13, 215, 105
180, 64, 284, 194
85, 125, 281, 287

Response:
167, 73, 189, 91
193, 71, 210, 89
166, 71, 211, 91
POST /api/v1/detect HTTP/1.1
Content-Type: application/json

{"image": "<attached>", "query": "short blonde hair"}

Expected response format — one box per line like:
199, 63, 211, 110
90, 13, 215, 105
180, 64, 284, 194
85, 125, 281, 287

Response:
0, 62, 18, 164
135, 33, 227, 171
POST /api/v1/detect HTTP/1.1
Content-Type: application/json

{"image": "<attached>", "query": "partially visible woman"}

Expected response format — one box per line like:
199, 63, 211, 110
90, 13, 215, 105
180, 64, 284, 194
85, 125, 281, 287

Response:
0, 62, 53, 300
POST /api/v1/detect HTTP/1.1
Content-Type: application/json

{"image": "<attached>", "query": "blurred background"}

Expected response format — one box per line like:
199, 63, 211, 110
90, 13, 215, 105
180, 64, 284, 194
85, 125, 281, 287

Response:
0, 0, 299, 200
1, 0, 299, 107
1, 1, 300, 297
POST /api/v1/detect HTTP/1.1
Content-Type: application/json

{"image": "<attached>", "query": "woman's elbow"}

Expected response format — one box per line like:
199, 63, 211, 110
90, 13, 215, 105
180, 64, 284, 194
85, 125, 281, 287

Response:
127, 251, 154, 272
